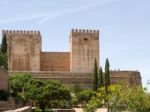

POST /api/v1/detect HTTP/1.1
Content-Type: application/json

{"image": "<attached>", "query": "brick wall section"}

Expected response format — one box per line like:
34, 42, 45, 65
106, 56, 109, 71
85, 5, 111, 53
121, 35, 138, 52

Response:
0, 68, 8, 90
41, 52, 70, 71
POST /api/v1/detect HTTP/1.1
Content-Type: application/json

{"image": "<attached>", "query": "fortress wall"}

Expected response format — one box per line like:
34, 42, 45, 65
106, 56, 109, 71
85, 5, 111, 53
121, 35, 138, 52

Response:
9, 70, 141, 89
0, 68, 8, 90
9, 71, 93, 89
110, 71, 142, 86
41, 52, 70, 71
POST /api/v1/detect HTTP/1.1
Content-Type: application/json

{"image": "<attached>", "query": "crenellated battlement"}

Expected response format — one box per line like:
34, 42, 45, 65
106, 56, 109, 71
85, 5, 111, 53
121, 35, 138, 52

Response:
71, 29, 99, 34
2, 30, 40, 35
70, 29, 99, 40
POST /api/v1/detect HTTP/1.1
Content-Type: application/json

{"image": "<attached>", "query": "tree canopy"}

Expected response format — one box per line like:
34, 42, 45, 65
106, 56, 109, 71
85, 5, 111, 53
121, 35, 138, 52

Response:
84, 83, 150, 112
9, 74, 72, 112
9, 73, 32, 96
24, 80, 71, 112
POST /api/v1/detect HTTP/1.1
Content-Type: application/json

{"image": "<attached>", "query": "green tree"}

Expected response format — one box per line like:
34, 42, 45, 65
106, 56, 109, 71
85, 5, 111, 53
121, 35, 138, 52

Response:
24, 80, 72, 112
84, 96, 101, 112
9, 73, 32, 97
76, 90, 94, 106
44, 80, 72, 108
9, 73, 32, 105
104, 58, 110, 93
93, 58, 98, 91
1, 34, 7, 53
98, 67, 103, 88
0, 52, 8, 69
85, 83, 150, 112
24, 80, 47, 112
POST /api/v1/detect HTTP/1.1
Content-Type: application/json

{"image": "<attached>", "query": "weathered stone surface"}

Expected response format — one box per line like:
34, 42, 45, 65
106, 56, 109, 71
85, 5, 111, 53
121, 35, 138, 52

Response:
110, 70, 141, 86
70, 29, 99, 73
3, 30, 41, 71
9, 70, 142, 88
0, 68, 8, 90
41, 52, 70, 71
0, 97, 16, 111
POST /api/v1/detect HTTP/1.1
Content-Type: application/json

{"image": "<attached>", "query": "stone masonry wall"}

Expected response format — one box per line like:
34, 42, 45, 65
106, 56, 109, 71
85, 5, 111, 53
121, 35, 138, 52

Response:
0, 68, 8, 90
110, 71, 142, 86
41, 52, 70, 71
9, 71, 142, 89
70, 29, 99, 73
3, 30, 41, 71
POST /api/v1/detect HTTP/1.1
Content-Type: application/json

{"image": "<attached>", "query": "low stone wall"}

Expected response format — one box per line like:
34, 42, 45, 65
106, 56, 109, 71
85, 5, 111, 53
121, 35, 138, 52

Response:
4, 106, 31, 112
9, 70, 142, 89
52, 108, 107, 112
52, 109, 76, 112
0, 97, 16, 112
10, 71, 93, 89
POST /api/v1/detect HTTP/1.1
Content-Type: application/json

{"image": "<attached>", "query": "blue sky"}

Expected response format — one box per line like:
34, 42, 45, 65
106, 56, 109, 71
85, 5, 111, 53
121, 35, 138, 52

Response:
0, 0, 150, 88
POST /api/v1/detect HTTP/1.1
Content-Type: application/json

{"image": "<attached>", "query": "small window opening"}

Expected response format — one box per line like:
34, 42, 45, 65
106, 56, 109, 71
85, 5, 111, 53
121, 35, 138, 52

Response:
84, 38, 88, 41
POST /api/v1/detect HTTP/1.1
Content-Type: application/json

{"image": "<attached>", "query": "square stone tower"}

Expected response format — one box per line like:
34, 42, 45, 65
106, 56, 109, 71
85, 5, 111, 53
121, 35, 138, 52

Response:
70, 29, 99, 73
3, 30, 41, 71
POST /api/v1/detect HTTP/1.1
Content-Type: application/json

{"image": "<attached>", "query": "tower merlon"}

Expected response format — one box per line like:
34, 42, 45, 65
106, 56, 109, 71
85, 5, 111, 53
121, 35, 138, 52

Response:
71, 28, 99, 34
2, 30, 41, 35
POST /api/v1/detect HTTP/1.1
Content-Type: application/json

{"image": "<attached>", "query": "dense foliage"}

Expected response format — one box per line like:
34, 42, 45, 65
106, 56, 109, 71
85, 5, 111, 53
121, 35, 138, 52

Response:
76, 90, 94, 106
9, 73, 72, 112
84, 83, 150, 112
9, 73, 32, 96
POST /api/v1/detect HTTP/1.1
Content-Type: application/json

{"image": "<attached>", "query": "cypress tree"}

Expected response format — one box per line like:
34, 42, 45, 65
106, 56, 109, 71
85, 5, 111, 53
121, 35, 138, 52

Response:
1, 34, 7, 53
93, 58, 98, 91
0, 52, 8, 69
98, 67, 103, 88
105, 58, 110, 93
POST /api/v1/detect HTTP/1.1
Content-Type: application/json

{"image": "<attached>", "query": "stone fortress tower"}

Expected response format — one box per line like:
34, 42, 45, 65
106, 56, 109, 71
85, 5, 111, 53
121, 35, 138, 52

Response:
2, 29, 141, 88
70, 29, 99, 73
3, 29, 99, 73
2, 30, 41, 71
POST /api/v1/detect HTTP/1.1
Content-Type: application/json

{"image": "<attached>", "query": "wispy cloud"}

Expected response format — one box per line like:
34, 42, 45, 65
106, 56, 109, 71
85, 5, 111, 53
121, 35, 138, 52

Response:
0, 0, 120, 25
38, 0, 120, 25
0, 13, 48, 25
